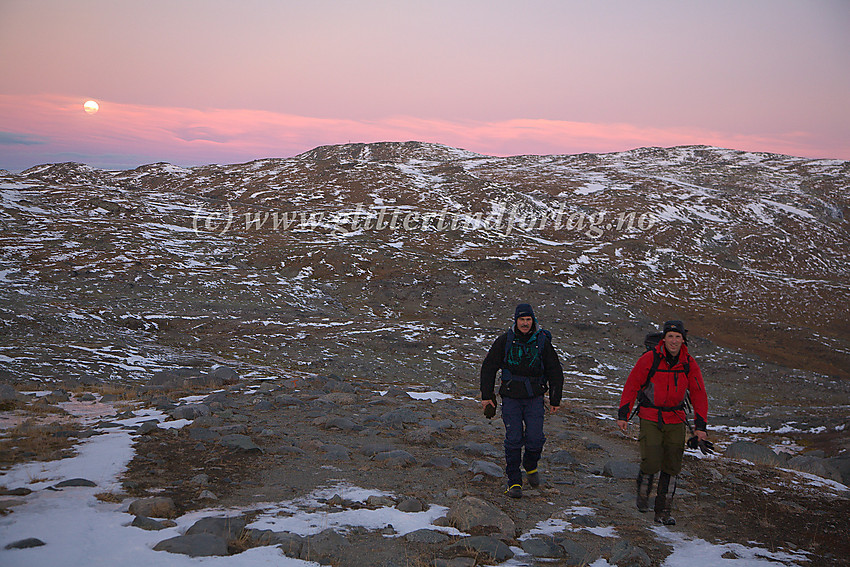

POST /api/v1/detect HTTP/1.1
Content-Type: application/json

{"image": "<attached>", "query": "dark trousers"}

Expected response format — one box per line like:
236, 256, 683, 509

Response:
502, 396, 545, 485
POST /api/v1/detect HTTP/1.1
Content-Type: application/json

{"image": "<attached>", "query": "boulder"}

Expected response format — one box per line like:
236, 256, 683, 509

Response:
128, 496, 176, 519
405, 427, 439, 444
554, 537, 594, 565
153, 533, 228, 557
361, 442, 396, 456
149, 369, 194, 389
0, 384, 21, 401
324, 417, 360, 431
300, 529, 350, 563
131, 516, 173, 531
321, 444, 351, 460
423, 456, 454, 469
219, 434, 262, 453
136, 421, 160, 435
366, 495, 395, 508
170, 404, 211, 420
786, 455, 844, 482
5, 538, 46, 549
203, 391, 231, 406
521, 537, 565, 558
446, 536, 514, 562
421, 419, 455, 431
275, 394, 304, 407
609, 539, 651, 567
185, 516, 247, 540
379, 408, 428, 428
828, 455, 850, 485
457, 442, 501, 458
208, 365, 239, 384
549, 450, 578, 465
602, 460, 639, 479
468, 460, 503, 478
404, 528, 449, 544
725, 441, 784, 466
243, 529, 304, 557
54, 478, 97, 488
372, 450, 417, 468
318, 392, 358, 405
434, 559, 476, 567
187, 427, 220, 442
396, 497, 423, 512
446, 496, 515, 539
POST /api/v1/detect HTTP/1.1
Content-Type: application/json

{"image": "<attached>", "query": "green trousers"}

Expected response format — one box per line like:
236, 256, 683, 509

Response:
638, 418, 686, 476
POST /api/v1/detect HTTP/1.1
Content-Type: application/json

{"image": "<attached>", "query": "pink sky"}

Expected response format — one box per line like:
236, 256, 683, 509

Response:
1, 1, 848, 170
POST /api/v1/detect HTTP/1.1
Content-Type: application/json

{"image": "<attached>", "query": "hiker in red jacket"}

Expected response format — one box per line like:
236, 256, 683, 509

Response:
616, 320, 709, 525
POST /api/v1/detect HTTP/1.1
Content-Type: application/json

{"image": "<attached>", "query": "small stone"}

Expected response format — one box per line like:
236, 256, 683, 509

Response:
136, 421, 160, 435
396, 497, 423, 512
404, 528, 449, 544
132, 516, 169, 531
366, 495, 395, 508
469, 460, 502, 478
5, 537, 46, 549
54, 478, 97, 488
153, 533, 228, 557
190, 474, 210, 485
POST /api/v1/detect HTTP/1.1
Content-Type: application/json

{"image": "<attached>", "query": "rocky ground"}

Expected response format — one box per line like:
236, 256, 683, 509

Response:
2, 366, 848, 566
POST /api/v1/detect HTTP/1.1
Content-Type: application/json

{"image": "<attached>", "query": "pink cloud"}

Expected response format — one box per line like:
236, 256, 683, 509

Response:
1, 94, 846, 171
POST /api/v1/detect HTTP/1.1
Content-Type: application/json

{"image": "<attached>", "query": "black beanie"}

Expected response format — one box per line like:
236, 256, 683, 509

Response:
662, 320, 687, 337
514, 303, 535, 322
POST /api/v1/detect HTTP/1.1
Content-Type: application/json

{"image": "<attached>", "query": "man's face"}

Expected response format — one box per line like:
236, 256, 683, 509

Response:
664, 332, 684, 356
516, 316, 534, 334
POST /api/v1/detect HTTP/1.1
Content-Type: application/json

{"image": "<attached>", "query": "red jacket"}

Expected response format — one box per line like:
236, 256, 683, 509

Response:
618, 342, 708, 431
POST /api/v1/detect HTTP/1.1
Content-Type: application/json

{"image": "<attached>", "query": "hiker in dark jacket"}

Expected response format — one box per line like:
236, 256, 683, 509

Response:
616, 320, 709, 525
481, 303, 564, 499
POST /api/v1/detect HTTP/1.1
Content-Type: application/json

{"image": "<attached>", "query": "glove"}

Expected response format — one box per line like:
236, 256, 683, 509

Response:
687, 435, 714, 455
483, 399, 497, 419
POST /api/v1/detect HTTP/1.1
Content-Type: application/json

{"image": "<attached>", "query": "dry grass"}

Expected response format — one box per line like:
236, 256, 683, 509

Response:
0, 420, 82, 468
94, 492, 123, 503
226, 530, 255, 555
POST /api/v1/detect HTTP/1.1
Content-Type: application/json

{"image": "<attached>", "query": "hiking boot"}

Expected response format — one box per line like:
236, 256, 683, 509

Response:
636, 492, 649, 513
654, 472, 676, 525
526, 469, 540, 488
506, 484, 522, 499
635, 471, 654, 513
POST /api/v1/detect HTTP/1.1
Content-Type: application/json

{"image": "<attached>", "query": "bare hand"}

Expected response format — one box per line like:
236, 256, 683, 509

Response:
695, 429, 708, 442
549, 404, 560, 414
616, 420, 628, 434
481, 399, 496, 409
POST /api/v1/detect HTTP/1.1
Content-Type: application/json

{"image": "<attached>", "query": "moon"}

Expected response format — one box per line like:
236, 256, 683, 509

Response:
83, 100, 99, 114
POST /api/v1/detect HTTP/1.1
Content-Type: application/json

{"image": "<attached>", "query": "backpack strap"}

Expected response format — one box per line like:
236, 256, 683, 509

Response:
503, 328, 515, 364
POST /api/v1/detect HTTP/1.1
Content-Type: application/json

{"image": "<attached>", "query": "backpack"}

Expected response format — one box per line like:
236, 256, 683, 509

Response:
630, 332, 692, 420
501, 328, 552, 396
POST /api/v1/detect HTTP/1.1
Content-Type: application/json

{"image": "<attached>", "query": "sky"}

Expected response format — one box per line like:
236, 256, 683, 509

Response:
0, 0, 849, 171
0, 392, 824, 567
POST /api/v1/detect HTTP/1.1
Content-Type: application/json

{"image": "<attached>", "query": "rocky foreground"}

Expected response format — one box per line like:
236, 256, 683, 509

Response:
1, 367, 848, 566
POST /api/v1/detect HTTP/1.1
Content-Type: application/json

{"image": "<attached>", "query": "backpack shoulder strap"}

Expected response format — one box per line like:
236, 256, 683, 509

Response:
537, 328, 551, 351
502, 328, 515, 365
643, 349, 662, 389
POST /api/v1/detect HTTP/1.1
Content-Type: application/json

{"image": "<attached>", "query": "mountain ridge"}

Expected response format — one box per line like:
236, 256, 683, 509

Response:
2, 142, 849, 385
